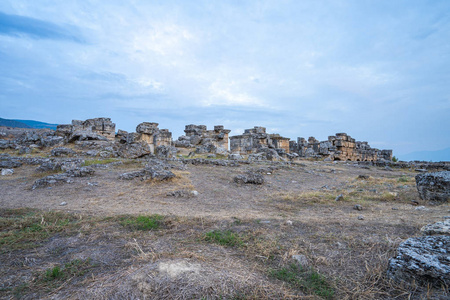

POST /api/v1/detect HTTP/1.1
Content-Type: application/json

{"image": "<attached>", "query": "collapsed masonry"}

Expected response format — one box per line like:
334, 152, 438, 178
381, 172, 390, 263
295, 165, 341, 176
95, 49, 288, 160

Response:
174, 125, 230, 154
229, 127, 290, 155
289, 133, 393, 161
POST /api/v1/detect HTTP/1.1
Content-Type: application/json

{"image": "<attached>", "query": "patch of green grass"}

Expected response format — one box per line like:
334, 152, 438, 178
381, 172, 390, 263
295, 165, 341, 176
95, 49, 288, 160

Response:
40, 258, 93, 283
269, 263, 334, 299
44, 266, 62, 281
204, 229, 244, 247
0, 209, 81, 252
119, 215, 164, 231
82, 158, 117, 166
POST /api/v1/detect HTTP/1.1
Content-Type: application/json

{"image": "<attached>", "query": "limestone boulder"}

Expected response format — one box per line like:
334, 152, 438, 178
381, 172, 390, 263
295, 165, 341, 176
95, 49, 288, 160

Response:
387, 235, 450, 287
234, 172, 264, 185
117, 142, 151, 159
1, 169, 14, 176
51, 147, 76, 157
136, 122, 159, 135
143, 167, 175, 181
415, 171, 450, 204
119, 170, 146, 180
32, 174, 73, 189
228, 153, 243, 160
155, 145, 177, 159
65, 167, 95, 177
421, 219, 450, 236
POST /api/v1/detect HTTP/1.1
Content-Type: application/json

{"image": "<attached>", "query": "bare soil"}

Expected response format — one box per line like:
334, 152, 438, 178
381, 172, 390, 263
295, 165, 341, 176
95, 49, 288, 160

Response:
0, 157, 448, 299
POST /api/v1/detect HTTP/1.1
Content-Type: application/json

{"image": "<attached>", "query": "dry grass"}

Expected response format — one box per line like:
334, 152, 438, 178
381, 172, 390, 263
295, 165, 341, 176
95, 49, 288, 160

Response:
1, 155, 448, 299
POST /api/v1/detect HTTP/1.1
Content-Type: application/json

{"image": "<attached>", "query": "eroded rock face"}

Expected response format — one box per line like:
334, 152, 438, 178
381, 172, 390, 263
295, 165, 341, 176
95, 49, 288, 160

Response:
415, 171, 450, 204
387, 235, 450, 287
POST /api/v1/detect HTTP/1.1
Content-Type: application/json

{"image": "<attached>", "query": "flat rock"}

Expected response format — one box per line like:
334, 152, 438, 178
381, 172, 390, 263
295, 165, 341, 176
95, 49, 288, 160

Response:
415, 171, 450, 204
387, 235, 450, 287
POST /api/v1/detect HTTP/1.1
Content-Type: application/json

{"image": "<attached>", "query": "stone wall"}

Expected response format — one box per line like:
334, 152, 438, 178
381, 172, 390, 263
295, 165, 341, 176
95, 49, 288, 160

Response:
229, 127, 290, 155
289, 132, 392, 161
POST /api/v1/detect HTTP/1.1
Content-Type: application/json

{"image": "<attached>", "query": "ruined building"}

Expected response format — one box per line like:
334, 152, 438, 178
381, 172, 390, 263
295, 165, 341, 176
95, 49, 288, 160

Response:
229, 127, 290, 155
174, 125, 230, 152
56, 117, 116, 141
289, 133, 392, 161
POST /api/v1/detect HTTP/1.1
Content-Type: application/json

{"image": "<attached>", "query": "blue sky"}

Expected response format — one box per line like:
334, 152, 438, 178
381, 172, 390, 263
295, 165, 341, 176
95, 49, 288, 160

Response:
0, 0, 449, 158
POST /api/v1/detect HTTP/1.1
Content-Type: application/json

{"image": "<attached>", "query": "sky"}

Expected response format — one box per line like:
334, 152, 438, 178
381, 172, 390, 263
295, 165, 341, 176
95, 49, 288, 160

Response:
0, 0, 449, 159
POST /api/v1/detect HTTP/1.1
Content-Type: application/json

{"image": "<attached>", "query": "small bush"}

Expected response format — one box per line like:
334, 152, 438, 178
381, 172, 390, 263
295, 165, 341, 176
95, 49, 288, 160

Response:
398, 176, 409, 183
204, 230, 244, 247
119, 215, 164, 231
41, 258, 93, 282
392, 156, 398, 162
45, 266, 62, 281
269, 263, 334, 299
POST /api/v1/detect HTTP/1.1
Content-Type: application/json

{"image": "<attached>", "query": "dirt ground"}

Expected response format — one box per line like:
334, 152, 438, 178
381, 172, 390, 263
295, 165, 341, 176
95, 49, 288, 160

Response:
1, 157, 449, 299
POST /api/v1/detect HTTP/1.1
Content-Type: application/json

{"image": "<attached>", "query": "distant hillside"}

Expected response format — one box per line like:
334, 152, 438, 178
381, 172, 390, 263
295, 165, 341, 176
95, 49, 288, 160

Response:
398, 147, 450, 162
0, 118, 32, 128
14, 119, 58, 130
0, 118, 58, 130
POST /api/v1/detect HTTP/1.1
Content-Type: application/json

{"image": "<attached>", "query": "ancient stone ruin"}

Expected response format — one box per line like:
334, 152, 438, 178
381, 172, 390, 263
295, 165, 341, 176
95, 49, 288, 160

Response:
174, 124, 230, 154
229, 127, 290, 155
4, 117, 396, 162
289, 133, 393, 161
56, 117, 116, 142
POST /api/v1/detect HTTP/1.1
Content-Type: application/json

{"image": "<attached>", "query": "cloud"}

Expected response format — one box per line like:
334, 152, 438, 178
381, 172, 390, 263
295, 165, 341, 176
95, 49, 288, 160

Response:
0, 11, 84, 42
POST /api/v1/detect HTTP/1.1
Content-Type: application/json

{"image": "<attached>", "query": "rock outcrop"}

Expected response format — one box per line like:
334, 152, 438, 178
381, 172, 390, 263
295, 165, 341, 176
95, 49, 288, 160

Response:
415, 171, 450, 204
